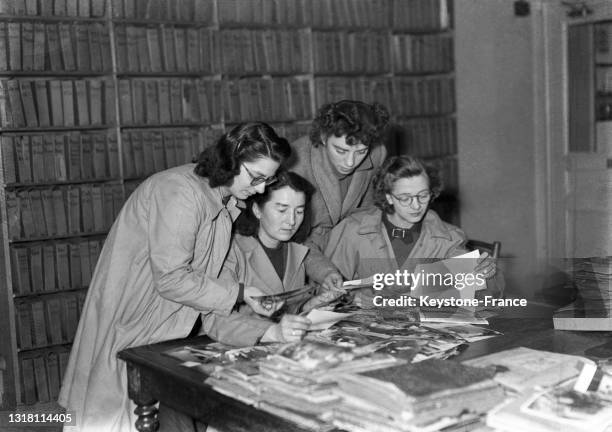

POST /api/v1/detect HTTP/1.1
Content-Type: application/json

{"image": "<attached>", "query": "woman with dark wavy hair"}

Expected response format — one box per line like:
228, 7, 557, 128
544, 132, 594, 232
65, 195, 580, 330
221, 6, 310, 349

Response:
201, 171, 343, 347
325, 155, 502, 307
289, 99, 391, 289
59, 122, 291, 432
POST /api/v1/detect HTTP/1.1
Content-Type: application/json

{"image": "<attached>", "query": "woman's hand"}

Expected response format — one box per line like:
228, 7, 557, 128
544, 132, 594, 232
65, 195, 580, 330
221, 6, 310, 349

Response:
354, 288, 376, 309
261, 314, 311, 343
301, 288, 346, 313
243, 286, 285, 317
321, 271, 344, 290
474, 252, 497, 279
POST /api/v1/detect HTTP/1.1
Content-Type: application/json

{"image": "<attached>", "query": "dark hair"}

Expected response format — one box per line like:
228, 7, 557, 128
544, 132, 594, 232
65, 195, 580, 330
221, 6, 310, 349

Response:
309, 100, 390, 148
373, 156, 442, 214
235, 171, 315, 239
193, 122, 291, 187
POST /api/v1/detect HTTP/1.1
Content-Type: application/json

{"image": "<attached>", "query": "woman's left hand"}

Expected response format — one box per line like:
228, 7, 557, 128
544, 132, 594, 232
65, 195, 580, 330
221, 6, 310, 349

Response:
321, 271, 344, 290
474, 252, 497, 279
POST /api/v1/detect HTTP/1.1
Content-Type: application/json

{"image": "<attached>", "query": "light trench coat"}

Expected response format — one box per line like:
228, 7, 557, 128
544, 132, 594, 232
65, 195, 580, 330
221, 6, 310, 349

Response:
59, 164, 241, 432
289, 136, 387, 277
325, 207, 503, 298
325, 207, 469, 279
202, 234, 312, 346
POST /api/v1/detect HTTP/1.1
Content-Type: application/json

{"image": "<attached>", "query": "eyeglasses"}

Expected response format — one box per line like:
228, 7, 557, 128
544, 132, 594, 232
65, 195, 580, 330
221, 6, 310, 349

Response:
390, 191, 432, 206
242, 164, 277, 187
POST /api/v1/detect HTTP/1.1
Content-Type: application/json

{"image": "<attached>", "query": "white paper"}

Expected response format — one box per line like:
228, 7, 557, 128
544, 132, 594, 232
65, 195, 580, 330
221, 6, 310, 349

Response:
411, 249, 483, 302
342, 276, 374, 290
305, 309, 354, 331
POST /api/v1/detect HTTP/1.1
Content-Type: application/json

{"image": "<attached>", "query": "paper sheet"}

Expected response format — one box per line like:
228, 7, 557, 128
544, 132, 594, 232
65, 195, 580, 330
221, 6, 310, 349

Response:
343, 277, 374, 290
411, 250, 483, 301
305, 309, 354, 331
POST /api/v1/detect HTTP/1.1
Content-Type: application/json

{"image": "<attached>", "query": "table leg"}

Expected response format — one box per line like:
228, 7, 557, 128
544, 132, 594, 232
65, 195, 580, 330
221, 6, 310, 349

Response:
125, 361, 159, 431
134, 402, 159, 432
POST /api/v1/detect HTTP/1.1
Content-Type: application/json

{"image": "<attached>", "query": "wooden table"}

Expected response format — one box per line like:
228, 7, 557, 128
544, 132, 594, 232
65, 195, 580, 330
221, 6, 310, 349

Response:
117, 306, 612, 432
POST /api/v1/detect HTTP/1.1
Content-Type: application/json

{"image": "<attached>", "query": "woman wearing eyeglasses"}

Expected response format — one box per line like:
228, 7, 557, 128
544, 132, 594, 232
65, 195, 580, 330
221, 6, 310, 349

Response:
325, 155, 502, 306
59, 123, 291, 432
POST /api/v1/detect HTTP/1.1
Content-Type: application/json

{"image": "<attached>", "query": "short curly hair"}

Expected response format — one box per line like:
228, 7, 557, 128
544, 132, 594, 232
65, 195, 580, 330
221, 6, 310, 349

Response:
234, 171, 315, 241
373, 156, 442, 214
309, 100, 390, 148
193, 122, 291, 187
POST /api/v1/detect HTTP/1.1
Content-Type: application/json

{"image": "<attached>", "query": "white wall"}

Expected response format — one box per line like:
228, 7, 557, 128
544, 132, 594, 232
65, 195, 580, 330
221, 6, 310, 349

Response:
455, 0, 542, 298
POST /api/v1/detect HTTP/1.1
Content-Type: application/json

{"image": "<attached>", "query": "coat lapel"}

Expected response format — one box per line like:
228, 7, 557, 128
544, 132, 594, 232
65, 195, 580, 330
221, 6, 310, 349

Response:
341, 154, 374, 216
357, 209, 397, 274
283, 242, 309, 291
311, 146, 342, 224
408, 210, 454, 259
242, 239, 284, 295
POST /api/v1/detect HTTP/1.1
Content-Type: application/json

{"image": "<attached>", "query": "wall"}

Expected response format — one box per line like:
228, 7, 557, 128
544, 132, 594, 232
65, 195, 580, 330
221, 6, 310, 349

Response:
455, 0, 543, 299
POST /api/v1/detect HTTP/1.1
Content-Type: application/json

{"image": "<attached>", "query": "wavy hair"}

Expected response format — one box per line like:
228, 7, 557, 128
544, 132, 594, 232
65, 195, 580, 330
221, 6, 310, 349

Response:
373, 156, 442, 214
235, 171, 315, 241
193, 122, 291, 187
308, 100, 390, 148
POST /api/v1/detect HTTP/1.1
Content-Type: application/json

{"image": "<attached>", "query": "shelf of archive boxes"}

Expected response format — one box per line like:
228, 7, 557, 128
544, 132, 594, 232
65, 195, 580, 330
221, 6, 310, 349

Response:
8, 230, 112, 245
118, 122, 222, 129
0, 125, 116, 133
115, 72, 219, 78
0, 12, 120, 410
2, 178, 124, 189
0, 72, 114, 77
0, 15, 107, 23
111, 18, 216, 27
12, 281, 94, 300
17, 343, 74, 357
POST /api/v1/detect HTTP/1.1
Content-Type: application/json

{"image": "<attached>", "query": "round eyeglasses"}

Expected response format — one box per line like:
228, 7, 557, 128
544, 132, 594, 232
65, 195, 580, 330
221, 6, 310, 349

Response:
242, 164, 277, 187
390, 191, 432, 206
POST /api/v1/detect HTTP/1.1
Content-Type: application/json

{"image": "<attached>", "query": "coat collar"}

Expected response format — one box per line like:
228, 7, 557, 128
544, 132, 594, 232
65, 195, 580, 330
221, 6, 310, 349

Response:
357, 208, 454, 242
311, 145, 376, 224
234, 235, 309, 292
354, 208, 454, 269
192, 169, 244, 221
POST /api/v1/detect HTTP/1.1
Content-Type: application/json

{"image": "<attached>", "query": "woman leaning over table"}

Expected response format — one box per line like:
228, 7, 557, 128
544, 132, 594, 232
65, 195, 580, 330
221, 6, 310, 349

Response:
201, 171, 345, 347
325, 155, 503, 306
289, 100, 391, 289
59, 123, 291, 432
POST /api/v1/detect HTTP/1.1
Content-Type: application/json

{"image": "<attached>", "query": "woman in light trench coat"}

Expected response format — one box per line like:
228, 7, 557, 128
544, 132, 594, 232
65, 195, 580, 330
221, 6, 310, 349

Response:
59, 123, 291, 432
325, 156, 504, 306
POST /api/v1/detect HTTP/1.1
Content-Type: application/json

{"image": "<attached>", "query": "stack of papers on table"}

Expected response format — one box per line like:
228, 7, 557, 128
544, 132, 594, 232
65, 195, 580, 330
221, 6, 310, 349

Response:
487, 379, 612, 432
327, 359, 504, 432
554, 257, 612, 331
463, 347, 589, 394
206, 341, 404, 431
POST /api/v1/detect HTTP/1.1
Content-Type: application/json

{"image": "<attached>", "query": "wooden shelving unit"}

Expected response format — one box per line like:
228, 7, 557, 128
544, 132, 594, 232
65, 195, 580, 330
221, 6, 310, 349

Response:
0, 0, 457, 408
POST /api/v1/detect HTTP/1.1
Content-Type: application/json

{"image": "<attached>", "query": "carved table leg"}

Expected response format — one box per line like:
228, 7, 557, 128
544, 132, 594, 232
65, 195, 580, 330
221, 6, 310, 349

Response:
134, 402, 159, 432
125, 361, 159, 431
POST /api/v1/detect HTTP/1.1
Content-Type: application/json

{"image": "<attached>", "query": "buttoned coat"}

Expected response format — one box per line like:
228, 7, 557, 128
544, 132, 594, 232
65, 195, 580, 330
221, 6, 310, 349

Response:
325, 207, 503, 298
325, 207, 469, 280
59, 164, 241, 432
289, 136, 387, 280
202, 234, 312, 346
